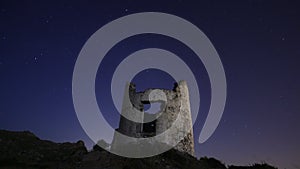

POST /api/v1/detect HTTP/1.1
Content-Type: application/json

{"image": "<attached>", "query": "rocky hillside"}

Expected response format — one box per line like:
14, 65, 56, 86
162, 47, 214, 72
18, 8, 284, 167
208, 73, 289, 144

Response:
0, 130, 277, 169
0, 130, 86, 169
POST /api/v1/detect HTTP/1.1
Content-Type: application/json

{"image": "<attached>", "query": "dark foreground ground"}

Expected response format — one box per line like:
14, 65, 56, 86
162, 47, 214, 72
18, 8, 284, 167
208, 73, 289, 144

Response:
0, 130, 277, 169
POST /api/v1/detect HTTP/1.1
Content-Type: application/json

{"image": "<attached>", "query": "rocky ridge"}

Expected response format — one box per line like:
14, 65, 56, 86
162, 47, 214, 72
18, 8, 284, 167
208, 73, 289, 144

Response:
0, 130, 277, 169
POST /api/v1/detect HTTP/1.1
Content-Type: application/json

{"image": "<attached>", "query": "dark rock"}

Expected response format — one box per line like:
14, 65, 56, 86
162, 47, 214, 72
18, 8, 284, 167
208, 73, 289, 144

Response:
228, 163, 278, 169
199, 157, 226, 169
0, 130, 87, 169
0, 130, 278, 169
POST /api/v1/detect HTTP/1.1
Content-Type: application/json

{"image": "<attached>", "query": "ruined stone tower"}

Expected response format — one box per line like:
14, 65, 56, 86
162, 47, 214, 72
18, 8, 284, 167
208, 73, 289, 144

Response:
111, 81, 194, 156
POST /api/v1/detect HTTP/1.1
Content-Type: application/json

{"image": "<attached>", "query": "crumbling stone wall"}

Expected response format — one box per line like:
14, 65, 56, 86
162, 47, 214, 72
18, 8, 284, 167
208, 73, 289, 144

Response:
111, 81, 194, 156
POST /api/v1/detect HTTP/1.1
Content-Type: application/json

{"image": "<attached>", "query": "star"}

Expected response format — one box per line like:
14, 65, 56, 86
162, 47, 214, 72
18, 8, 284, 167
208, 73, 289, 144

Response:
232, 131, 237, 136
257, 127, 261, 135
34, 56, 38, 63
124, 8, 128, 12
43, 16, 53, 24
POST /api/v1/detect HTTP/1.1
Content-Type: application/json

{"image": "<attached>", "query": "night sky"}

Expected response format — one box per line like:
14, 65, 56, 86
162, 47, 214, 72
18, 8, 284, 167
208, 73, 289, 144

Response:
1, 1, 300, 169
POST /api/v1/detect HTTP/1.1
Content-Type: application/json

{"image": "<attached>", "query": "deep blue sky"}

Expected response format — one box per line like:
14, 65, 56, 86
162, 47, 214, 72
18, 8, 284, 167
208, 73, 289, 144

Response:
1, 1, 300, 169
